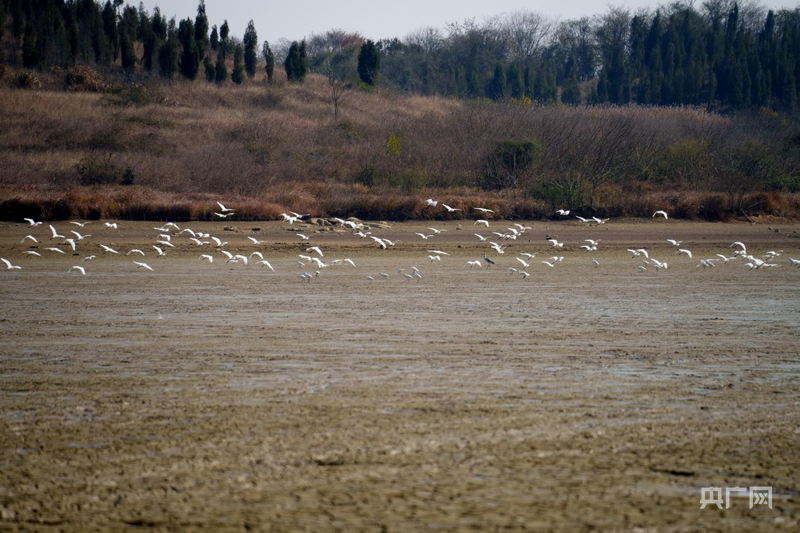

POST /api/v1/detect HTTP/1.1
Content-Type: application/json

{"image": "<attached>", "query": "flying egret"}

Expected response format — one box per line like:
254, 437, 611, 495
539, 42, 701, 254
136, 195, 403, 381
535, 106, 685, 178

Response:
344, 258, 356, 267
520, 271, 531, 280
474, 220, 490, 227
541, 261, 555, 268
442, 204, 460, 212
296, 234, 310, 241
576, 216, 589, 222
592, 217, 609, 224
371, 236, 388, 249
547, 238, 564, 248
24, 218, 43, 226
716, 254, 735, 263
156, 240, 175, 248
676, 248, 693, 258
424, 199, 438, 207
68, 265, 86, 275
21, 235, 38, 243
250, 251, 264, 260
49, 225, 65, 239
256, 260, 275, 271
465, 260, 481, 268
280, 213, 298, 224
731, 242, 747, 252
1, 258, 21, 270
71, 230, 90, 240
427, 227, 446, 234
415, 233, 434, 240
428, 255, 442, 262
556, 209, 570, 215
83, 255, 96, 261
489, 242, 505, 254
180, 228, 197, 237
133, 261, 154, 271
44, 247, 66, 254
210, 236, 227, 247
23, 251, 41, 257
667, 239, 682, 247
217, 201, 234, 213
653, 210, 668, 219
473, 207, 494, 214
104, 222, 118, 229
153, 246, 166, 257
190, 238, 209, 246
516, 257, 530, 269
592, 258, 600, 268
70, 221, 90, 228
214, 212, 233, 218
199, 254, 214, 263
127, 249, 146, 256
307, 246, 324, 257
247, 236, 264, 245
428, 250, 450, 256
220, 250, 234, 261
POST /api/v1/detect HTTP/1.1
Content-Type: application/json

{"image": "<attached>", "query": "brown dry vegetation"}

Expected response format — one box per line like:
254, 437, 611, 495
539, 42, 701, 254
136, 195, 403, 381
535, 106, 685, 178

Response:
1, 67, 799, 221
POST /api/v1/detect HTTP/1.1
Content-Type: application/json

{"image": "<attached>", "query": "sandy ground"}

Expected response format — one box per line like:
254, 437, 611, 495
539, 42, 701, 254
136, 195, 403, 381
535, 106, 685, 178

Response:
0, 218, 799, 532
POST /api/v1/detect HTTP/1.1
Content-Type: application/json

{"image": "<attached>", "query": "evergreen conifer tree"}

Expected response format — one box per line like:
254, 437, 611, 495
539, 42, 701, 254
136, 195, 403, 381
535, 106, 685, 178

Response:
262, 40, 275, 81
358, 40, 381, 85
215, 52, 227, 82
194, 1, 209, 57
232, 44, 245, 84
243, 20, 258, 78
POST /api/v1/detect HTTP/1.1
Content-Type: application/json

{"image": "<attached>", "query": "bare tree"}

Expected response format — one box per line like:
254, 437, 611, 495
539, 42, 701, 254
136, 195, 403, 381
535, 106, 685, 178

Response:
497, 10, 555, 64
323, 52, 356, 119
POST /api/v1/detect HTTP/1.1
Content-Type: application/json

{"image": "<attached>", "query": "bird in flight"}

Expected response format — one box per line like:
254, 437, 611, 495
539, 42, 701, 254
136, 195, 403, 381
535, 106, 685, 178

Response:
653, 210, 668, 219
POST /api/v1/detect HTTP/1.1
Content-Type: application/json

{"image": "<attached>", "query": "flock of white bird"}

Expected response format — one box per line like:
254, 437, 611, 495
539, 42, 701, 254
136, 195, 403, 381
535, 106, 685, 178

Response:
3, 201, 799, 281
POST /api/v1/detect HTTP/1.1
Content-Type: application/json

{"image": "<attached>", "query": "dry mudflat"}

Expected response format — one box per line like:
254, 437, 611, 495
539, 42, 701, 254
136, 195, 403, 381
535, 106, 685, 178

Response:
0, 218, 799, 532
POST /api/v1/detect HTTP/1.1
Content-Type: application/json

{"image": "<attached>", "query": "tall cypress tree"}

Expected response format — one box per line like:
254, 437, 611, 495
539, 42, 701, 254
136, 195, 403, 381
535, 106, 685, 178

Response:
358, 40, 381, 85
262, 40, 275, 81
210, 25, 219, 51
158, 25, 179, 78
101, 0, 118, 61
219, 19, 229, 58
215, 52, 227, 82
506, 62, 524, 99
22, 23, 40, 68
179, 18, 200, 79
284, 40, 307, 82
194, 1, 209, 57
243, 20, 258, 78
561, 49, 581, 105
487, 63, 507, 100
204, 55, 215, 81
231, 44, 244, 84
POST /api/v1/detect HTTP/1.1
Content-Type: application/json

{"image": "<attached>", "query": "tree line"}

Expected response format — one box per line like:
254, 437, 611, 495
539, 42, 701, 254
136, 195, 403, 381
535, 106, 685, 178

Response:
1, 0, 799, 111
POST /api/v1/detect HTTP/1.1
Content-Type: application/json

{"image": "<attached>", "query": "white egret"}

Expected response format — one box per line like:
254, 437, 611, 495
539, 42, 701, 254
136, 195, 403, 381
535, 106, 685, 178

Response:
21, 235, 38, 243
71, 230, 90, 240
199, 254, 214, 263
83, 255, 96, 261
49, 225, 65, 239
210, 236, 227, 247
556, 209, 570, 215
24, 218, 42, 226
250, 251, 264, 260
1, 258, 21, 270
424, 199, 438, 207
104, 222, 118, 229
247, 236, 264, 244
44, 247, 66, 254
133, 261, 154, 271
153, 246, 166, 257
474, 207, 494, 214
415, 233, 434, 240
442, 204, 460, 212
653, 210, 668, 219
127, 249, 146, 256
667, 239, 682, 247
70, 221, 90, 228
307, 246, 324, 257
541, 261, 555, 268
592, 258, 600, 268
217, 201, 234, 213
676, 248, 693, 258
23, 251, 41, 257
68, 265, 86, 275
474, 220, 489, 227
258, 260, 275, 271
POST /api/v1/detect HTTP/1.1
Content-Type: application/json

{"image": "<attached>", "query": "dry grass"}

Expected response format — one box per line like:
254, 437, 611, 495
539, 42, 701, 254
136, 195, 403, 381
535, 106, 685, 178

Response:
1, 67, 798, 221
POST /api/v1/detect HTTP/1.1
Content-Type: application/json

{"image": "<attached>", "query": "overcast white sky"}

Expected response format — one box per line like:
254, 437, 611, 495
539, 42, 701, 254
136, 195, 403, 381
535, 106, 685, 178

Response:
142, 0, 799, 44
